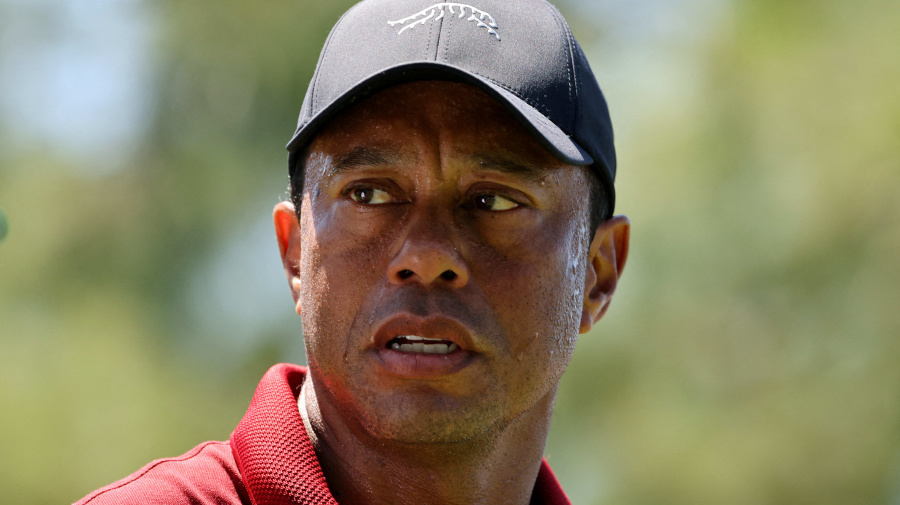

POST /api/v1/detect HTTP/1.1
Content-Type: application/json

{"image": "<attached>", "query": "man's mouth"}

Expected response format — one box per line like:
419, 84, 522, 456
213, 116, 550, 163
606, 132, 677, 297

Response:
372, 315, 477, 378
387, 335, 460, 355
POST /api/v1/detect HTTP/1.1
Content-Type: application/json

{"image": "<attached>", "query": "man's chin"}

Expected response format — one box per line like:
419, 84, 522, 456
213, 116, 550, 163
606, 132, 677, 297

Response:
353, 393, 505, 445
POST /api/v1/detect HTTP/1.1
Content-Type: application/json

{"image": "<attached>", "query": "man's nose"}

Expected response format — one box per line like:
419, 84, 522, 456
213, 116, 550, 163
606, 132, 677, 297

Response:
386, 215, 470, 289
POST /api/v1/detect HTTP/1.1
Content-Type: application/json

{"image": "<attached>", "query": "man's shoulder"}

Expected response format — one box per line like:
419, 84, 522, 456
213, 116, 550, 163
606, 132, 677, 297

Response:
74, 440, 249, 505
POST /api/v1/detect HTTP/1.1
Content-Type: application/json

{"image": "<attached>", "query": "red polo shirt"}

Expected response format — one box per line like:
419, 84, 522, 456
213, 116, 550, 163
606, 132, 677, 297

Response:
75, 364, 571, 505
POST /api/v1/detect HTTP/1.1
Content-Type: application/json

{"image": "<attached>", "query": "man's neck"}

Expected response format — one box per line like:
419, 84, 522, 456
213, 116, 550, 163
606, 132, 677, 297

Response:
298, 376, 555, 505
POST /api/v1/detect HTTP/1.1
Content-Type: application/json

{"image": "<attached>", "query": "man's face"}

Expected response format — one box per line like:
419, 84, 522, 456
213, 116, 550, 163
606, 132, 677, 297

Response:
289, 81, 598, 443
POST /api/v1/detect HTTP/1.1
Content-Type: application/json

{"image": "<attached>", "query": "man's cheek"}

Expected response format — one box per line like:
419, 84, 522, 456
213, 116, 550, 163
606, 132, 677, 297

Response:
481, 252, 580, 345
302, 242, 385, 329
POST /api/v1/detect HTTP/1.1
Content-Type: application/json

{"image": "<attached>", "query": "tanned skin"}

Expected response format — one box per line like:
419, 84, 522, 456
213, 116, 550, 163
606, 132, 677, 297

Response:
274, 81, 630, 505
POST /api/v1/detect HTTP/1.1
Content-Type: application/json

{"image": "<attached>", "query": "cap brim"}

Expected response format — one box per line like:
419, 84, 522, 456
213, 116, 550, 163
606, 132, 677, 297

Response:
286, 62, 593, 168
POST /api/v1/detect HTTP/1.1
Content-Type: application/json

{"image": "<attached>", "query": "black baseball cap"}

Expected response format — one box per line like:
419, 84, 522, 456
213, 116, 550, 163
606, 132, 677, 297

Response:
287, 0, 616, 217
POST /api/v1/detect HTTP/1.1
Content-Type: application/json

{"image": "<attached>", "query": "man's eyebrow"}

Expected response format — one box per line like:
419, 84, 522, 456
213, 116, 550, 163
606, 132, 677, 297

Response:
326, 146, 406, 178
467, 153, 548, 182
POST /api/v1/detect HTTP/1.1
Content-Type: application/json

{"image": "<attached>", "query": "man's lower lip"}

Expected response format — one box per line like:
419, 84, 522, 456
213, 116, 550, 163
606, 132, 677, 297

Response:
374, 348, 474, 378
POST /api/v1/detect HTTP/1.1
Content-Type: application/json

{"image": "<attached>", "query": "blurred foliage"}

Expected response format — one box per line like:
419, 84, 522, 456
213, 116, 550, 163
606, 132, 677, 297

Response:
0, 0, 898, 504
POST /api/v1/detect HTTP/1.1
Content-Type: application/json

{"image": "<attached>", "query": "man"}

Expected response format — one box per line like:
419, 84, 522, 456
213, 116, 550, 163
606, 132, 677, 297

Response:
76, 0, 629, 503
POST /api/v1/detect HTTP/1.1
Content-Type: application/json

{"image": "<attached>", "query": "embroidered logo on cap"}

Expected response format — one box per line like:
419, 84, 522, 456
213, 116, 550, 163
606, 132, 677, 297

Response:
388, 3, 500, 41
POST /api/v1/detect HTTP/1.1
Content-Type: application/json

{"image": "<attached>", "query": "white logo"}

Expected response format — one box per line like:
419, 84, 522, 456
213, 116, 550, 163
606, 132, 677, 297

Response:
388, 3, 500, 41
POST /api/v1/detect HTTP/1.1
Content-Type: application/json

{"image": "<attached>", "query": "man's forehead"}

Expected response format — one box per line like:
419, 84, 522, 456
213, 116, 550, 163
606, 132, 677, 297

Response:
317, 144, 551, 184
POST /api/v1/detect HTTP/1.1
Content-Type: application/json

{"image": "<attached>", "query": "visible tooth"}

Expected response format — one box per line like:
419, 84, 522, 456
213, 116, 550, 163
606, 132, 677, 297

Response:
423, 344, 445, 354
394, 339, 458, 353
401, 335, 450, 343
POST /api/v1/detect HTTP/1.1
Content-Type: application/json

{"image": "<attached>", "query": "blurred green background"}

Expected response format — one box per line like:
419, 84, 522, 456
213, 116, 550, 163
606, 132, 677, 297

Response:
1, 0, 898, 503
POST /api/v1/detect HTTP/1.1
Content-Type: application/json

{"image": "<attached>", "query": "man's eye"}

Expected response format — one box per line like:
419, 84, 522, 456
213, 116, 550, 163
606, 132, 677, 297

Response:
473, 194, 519, 211
349, 187, 392, 205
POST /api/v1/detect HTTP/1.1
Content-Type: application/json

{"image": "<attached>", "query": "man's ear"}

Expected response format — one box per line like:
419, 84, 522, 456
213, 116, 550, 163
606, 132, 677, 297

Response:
580, 215, 630, 334
274, 201, 303, 315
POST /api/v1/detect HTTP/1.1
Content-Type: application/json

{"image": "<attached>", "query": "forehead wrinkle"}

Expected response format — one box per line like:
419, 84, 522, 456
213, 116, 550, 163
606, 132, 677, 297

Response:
324, 145, 409, 179
466, 152, 549, 183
